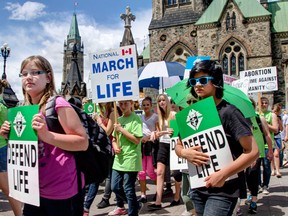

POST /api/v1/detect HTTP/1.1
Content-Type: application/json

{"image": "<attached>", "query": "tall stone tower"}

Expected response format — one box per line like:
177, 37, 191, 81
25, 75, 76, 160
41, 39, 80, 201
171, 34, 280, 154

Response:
61, 13, 86, 100
62, 13, 84, 83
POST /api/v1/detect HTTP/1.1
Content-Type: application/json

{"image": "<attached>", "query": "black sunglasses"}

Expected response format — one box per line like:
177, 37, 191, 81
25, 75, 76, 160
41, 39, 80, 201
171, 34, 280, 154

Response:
188, 76, 214, 87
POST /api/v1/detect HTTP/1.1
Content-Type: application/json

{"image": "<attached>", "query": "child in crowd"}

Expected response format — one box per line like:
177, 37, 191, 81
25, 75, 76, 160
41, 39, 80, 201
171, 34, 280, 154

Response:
175, 60, 259, 216
108, 100, 143, 216
148, 94, 180, 211
83, 102, 119, 215
0, 55, 88, 215
138, 96, 158, 203
0, 79, 22, 216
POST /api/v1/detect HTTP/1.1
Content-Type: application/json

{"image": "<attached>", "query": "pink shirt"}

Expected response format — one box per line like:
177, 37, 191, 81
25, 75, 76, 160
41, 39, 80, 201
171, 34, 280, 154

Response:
39, 97, 79, 199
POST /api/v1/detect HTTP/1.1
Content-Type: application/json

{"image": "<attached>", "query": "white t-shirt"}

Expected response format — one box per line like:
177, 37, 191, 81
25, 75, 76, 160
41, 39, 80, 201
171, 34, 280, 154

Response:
141, 113, 158, 137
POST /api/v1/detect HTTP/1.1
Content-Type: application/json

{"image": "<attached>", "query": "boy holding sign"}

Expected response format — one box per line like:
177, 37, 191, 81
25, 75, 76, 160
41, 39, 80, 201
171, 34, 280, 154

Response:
175, 60, 259, 216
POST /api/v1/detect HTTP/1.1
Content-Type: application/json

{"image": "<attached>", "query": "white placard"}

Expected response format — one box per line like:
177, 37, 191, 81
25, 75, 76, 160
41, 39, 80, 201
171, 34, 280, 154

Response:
239, 66, 278, 93
8, 140, 39, 206
89, 45, 139, 103
170, 137, 188, 170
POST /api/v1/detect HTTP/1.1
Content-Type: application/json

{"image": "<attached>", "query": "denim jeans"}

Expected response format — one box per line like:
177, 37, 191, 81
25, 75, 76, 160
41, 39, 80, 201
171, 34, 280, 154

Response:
111, 169, 139, 216
190, 190, 237, 216
83, 182, 99, 210
23, 191, 83, 216
259, 149, 271, 187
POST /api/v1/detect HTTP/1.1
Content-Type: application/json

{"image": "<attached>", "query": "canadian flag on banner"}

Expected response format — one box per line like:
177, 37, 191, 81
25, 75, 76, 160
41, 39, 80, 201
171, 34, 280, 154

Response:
122, 48, 132, 56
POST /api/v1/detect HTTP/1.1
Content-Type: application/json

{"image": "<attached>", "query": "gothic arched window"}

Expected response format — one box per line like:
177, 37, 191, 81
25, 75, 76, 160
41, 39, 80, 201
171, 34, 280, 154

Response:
223, 55, 228, 75
230, 54, 236, 76
238, 53, 245, 72
231, 12, 236, 29
226, 13, 230, 31
221, 41, 246, 77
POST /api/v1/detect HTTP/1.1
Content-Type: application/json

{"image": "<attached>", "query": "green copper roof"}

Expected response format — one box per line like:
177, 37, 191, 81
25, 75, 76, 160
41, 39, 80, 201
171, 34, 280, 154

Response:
268, 1, 288, 33
141, 44, 150, 59
196, 0, 271, 25
67, 13, 81, 40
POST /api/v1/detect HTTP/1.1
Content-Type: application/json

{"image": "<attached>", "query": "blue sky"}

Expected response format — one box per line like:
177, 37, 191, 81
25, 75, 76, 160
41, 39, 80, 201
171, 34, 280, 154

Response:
0, 1, 152, 101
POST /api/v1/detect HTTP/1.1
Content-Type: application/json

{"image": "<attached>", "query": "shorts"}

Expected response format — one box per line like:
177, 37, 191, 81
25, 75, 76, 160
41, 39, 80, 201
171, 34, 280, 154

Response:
274, 138, 282, 150
0, 145, 8, 172
156, 142, 170, 166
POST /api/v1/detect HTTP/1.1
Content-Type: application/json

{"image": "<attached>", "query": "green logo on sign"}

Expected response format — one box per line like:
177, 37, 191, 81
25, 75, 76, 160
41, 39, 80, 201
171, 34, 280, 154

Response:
186, 109, 203, 130
13, 111, 27, 137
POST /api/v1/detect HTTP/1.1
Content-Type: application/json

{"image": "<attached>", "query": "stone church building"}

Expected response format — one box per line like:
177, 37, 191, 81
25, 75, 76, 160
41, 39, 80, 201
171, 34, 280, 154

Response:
145, 0, 288, 107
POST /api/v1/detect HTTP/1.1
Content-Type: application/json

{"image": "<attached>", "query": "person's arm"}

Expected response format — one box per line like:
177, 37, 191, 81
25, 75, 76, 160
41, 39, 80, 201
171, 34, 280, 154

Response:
33, 107, 88, 151
175, 139, 210, 166
114, 123, 141, 145
112, 137, 122, 154
268, 112, 279, 133
0, 120, 10, 139
260, 116, 273, 161
278, 116, 283, 131
204, 135, 259, 188
285, 123, 288, 141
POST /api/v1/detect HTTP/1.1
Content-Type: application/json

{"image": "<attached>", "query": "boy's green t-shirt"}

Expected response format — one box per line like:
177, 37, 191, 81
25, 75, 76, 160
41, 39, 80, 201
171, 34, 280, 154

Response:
260, 111, 274, 148
112, 112, 143, 172
0, 100, 8, 148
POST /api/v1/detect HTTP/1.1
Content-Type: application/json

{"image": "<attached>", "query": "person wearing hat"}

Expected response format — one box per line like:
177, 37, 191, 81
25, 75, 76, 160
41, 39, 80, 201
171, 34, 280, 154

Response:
175, 60, 259, 216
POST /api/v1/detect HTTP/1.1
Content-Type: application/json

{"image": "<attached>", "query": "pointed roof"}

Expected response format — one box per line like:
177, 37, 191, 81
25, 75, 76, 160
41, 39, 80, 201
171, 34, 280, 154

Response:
120, 28, 135, 46
195, 0, 271, 25
67, 13, 81, 41
268, 1, 288, 33
141, 44, 150, 60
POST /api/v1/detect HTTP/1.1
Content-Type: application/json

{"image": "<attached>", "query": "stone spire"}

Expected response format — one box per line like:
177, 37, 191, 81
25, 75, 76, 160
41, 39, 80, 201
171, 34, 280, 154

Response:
120, 6, 136, 47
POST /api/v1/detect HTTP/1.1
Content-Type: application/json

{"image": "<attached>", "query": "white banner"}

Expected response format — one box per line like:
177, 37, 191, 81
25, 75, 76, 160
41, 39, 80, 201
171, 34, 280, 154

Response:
8, 140, 39, 206
239, 66, 278, 93
89, 45, 139, 103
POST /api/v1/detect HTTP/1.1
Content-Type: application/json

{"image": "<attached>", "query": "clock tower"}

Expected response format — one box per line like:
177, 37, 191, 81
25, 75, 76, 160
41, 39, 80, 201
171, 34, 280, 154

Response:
62, 13, 84, 83
61, 12, 86, 100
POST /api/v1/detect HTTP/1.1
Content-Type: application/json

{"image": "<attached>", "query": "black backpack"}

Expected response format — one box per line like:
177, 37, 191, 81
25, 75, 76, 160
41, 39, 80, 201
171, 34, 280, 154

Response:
45, 96, 113, 187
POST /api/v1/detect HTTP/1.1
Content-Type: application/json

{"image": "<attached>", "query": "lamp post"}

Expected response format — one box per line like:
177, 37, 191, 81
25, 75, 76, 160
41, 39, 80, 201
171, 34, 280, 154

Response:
1, 43, 19, 107
1, 43, 10, 80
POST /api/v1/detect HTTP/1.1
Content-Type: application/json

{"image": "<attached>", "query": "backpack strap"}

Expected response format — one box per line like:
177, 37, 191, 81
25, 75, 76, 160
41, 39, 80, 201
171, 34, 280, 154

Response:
45, 96, 66, 134
45, 95, 82, 192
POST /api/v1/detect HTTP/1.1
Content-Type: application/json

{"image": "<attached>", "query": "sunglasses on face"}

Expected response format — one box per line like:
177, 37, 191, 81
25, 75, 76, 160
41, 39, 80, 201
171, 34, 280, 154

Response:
189, 76, 214, 87
188, 76, 214, 87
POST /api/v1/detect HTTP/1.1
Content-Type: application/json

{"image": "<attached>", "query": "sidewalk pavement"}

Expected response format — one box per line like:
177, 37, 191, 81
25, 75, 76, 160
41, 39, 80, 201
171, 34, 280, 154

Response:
1, 166, 288, 216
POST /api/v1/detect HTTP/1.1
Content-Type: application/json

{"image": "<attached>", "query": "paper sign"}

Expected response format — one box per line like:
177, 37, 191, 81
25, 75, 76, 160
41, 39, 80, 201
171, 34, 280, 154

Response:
8, 105, 40, 206
176, 97, 236, 189
170, 120, 188, 170
84, 103, 95, 115
239, 66, 278, 93
89, 44, 139, 102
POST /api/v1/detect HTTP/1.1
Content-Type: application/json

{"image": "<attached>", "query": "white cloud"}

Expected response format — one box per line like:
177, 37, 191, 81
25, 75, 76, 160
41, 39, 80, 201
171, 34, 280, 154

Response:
5, 1, 46, 21
1, 7, 151, 102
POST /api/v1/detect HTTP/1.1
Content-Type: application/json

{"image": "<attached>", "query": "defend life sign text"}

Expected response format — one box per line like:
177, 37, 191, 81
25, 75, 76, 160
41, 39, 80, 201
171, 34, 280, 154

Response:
176, 97, 237, 189
8, 105, 39, 206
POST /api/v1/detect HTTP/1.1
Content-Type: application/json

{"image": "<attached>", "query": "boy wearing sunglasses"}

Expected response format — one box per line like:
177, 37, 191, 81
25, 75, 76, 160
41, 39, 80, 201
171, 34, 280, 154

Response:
175, 60, 259, 216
